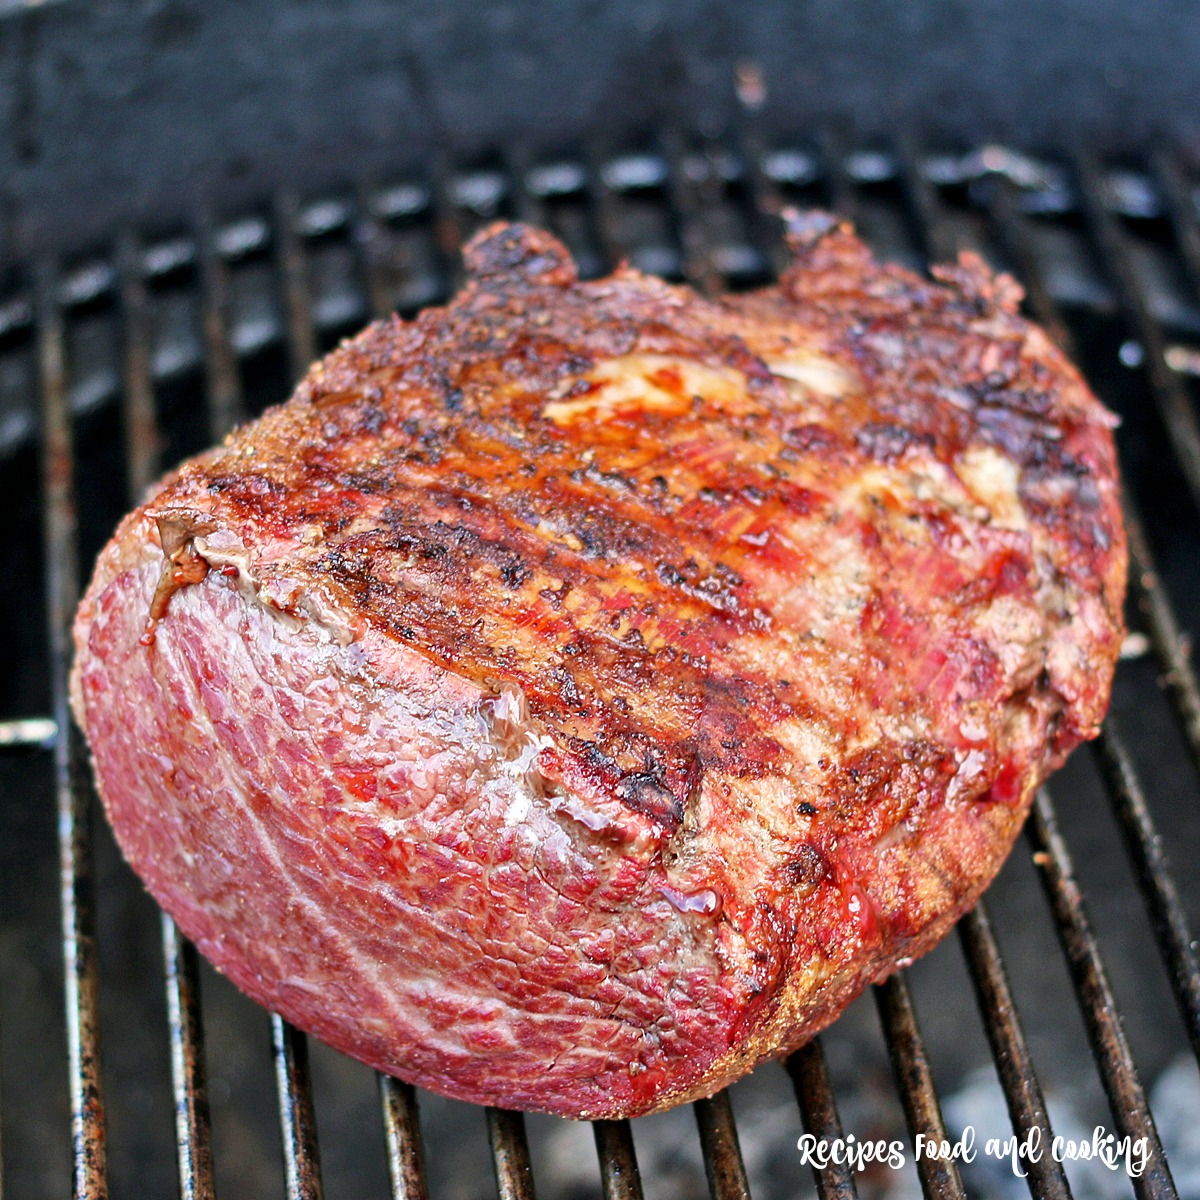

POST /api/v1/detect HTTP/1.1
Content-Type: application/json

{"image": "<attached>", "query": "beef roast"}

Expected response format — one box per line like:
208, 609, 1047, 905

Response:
70, 217, 1126, 1118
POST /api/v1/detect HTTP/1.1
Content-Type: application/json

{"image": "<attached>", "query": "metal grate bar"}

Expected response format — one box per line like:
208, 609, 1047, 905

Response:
874, 976, 967, 1200
687, 141, 957, 1189
485, 1108, 537, 1200
733, 127, 791, 278
197, 210, 244, 441
786, 1039, 860, 1200
271, 1013, 324, 1200
506, 146, 548, 230
693, 1092, 751, 1200
275, 192, 319, 384
878, 144, 988, 1200
662, 129, 723, 297
592, 1119, 644, 1200
429, 154, 469, 294
819, 133, 860, 228
117, 231, 158, 499
957, 904, 1074, 1200
356, 184, 410, 325
895, 134, 960, 264
585, 139, 631, 278
1073, 151, 1200, 513
38, 255, 111, 1200
346, 191, 454, 1199
115, 232, 158, 474
347, 190, 452, 1197
377, 1075, 429, 1200
1093, 720, 1200, 1066
264, 197, 333, 1200
355, 186, 399, 324
897, 151, 1104, 1200
1026, 791, 1176, 1200
161, 916, 217, 1200
118, 228, 219, 1200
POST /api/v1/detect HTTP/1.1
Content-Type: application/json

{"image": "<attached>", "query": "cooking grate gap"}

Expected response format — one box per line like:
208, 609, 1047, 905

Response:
363, 188, 450, 318
0, 445, 46, 728
8, 136, 1200, 1200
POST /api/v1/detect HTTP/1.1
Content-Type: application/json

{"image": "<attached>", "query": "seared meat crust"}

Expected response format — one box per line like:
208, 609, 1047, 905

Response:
71, 218, 1125, 1117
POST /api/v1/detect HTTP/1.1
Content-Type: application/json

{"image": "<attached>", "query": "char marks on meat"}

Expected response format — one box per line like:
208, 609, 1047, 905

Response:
70, 217, 1126, 1118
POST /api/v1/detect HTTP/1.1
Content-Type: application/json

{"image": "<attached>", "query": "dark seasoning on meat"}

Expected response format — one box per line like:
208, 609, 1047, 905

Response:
70, 216, 1126, 1118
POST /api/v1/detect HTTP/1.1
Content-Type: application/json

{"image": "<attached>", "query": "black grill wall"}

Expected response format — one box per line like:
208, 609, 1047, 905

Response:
1, 0, 1199, 259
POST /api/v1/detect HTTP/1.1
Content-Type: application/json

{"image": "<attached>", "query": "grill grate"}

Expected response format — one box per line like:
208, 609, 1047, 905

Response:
2, 133, 1200, 1200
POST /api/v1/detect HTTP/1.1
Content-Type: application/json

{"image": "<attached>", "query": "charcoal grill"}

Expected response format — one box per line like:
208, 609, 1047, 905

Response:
2, 124, 1200, 1200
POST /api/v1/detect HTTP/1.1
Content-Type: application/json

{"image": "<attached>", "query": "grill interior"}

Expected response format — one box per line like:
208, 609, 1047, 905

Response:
2, 132, 1200, 1200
